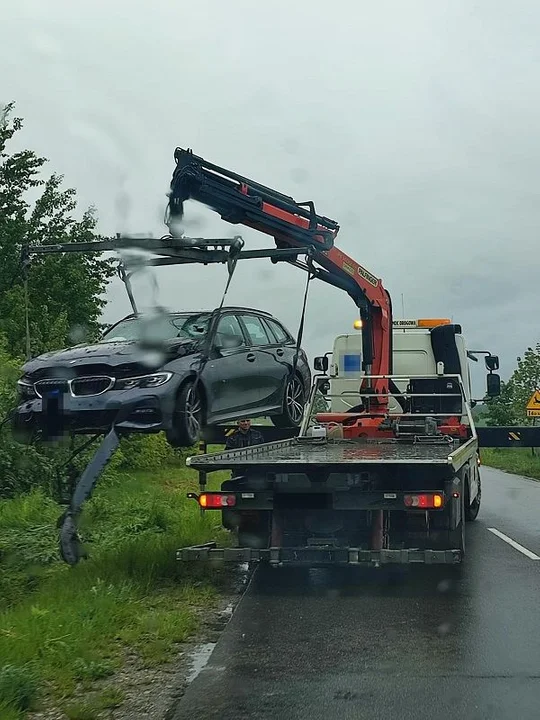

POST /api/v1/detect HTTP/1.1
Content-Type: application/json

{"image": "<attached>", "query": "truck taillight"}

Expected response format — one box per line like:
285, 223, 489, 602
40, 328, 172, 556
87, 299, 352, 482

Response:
199, 493, 236, 508
404, 493, 444, 509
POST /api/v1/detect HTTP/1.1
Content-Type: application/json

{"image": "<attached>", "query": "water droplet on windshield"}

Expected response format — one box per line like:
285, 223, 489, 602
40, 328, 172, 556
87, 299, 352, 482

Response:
437, 622, 451, 636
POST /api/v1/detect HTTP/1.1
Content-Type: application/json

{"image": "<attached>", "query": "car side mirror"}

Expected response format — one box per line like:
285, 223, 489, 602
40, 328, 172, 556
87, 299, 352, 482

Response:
485, 354, 499, 372
486, 372, 501, 398
314, 356, 329, 372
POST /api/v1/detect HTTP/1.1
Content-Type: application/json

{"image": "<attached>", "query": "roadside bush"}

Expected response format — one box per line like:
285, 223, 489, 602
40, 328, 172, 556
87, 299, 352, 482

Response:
0, 664, 38, 713
117, 432, 186, 471
0, 343, 58, 498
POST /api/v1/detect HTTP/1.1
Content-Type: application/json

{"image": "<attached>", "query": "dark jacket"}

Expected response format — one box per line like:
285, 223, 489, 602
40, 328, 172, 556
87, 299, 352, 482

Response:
225, 427, 265, 450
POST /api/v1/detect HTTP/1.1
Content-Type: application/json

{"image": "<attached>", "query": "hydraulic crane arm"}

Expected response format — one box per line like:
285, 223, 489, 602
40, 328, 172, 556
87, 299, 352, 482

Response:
167, 148, 392, 405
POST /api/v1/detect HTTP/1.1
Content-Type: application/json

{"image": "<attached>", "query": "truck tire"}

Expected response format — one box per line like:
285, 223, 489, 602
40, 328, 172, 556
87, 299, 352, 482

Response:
465, 474, 481, 522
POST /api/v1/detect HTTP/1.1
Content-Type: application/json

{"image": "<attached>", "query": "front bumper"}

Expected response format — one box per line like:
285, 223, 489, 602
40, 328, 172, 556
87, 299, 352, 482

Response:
13, 383, 176, 436
177, 542, 462, 566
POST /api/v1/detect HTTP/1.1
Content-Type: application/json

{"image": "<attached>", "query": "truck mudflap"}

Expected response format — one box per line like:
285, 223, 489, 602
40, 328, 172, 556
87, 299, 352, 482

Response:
176, 542, 462, 566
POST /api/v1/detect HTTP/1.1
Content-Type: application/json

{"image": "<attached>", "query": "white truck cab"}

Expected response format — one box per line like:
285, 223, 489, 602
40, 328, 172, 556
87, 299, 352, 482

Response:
328, 318, 475, 414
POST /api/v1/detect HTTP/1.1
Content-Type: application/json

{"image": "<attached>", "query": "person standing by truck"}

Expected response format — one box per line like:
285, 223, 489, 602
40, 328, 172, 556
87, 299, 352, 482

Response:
224, 418, 264, 450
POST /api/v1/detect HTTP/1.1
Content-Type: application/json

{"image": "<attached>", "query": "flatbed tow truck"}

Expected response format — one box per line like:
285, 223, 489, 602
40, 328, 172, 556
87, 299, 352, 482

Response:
180, 358, 491, 567
160, 149, 510, 568
17, 147, 540, 567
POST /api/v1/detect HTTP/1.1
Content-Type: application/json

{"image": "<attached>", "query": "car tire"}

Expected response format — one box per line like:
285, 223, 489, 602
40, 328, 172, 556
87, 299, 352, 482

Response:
271, 373, 306, 428
166, 380, 204, 447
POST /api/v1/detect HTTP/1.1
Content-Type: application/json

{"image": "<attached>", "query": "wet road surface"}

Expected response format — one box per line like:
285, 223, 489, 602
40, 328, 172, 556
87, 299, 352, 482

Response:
172, 467, 540, 720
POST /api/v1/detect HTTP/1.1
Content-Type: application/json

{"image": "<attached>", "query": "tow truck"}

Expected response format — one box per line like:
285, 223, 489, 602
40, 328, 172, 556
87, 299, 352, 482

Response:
18, 147, 540, 566
181, 321, 499, 566
163, 149, 500, 566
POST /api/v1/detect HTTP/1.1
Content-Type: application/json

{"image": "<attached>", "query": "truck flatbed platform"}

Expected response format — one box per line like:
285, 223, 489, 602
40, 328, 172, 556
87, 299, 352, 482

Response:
186, 436, 476, 473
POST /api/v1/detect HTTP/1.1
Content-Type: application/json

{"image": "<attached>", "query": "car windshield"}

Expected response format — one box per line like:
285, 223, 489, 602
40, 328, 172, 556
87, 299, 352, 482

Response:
100, 313, 212, 343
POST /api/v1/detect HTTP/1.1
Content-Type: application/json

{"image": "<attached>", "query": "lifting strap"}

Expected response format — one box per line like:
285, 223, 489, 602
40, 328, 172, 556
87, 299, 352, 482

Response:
217, 236, 244, 311
191, 236, 244, 401
116, 249, 162, 317
292, 265, 313, 376
116, 261, 139, 315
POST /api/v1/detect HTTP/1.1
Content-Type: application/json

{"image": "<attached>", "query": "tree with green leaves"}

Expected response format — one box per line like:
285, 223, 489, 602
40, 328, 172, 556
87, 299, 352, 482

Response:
486, 343, 540, 426
0, 102, 115, 359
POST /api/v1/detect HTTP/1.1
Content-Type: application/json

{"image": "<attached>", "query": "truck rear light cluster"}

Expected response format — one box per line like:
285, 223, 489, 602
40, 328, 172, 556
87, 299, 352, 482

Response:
404, 493, 444, 509
198, 493, 236, 508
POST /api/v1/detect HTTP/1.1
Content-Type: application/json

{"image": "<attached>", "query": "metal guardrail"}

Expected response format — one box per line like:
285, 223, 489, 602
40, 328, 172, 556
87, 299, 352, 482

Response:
476, 426, 540, 448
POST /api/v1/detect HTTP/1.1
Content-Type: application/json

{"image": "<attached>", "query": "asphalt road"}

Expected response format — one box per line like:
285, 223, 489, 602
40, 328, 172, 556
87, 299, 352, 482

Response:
172, 467, 540, 720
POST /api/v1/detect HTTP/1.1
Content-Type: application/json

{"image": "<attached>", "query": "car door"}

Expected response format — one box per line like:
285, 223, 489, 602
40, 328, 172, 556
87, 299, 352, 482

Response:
237, 313, 287, 412
202, 313, 261, 422
262, 312, 301, 376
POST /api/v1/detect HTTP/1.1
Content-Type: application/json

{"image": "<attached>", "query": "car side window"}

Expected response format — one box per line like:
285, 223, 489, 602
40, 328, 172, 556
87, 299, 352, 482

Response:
240, 314, 272, 346
264, 318, 290, 344
214, 315, 246, 349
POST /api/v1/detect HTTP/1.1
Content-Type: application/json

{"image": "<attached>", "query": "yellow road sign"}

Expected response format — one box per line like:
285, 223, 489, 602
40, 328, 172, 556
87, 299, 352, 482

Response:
526, 390, 540, 417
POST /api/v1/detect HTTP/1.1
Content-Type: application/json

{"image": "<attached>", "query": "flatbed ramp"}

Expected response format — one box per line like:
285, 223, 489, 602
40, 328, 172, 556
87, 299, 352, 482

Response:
186, 436, 473, 472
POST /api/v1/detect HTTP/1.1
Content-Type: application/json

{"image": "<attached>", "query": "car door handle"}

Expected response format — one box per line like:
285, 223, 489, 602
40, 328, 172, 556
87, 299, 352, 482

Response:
276, 348, 284, 356
246, 353, 256, 362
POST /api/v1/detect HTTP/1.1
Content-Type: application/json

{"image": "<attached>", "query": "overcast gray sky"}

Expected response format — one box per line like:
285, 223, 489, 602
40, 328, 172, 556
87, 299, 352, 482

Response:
2, 0, 539, 392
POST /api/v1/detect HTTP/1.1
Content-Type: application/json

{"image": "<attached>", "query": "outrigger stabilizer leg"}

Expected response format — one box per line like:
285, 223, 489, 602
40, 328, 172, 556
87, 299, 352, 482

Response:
57, 396, 158, 565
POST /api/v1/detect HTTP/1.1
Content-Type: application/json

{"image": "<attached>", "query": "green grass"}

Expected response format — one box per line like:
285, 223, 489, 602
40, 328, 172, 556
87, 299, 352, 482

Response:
63, 686, 125, 719
0, 702, 25, 720
0, 452, 231, 712
0, 665, 38, 718
481, 447, 540, 480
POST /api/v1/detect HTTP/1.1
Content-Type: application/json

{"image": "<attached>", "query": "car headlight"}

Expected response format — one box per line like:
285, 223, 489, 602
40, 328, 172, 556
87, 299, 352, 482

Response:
115, 372, 173, 390
17, 378, 37, 398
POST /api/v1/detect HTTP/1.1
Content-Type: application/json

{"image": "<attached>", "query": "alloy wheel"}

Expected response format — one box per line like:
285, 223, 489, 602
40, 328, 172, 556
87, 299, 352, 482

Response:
186, 385, 202, 439
286, 376, 305, 424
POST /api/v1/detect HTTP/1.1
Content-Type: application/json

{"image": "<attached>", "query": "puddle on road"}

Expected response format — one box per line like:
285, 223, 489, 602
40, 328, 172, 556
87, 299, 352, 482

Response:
186, 643, 217, 683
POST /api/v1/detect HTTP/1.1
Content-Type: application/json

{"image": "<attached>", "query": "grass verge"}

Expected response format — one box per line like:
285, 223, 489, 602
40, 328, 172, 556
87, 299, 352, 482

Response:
481, 447, 540, 481
0, 451, 231, 716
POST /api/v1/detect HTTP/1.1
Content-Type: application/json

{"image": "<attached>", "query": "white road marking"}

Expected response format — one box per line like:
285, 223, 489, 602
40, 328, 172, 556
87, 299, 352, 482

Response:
487, 527, 540, 560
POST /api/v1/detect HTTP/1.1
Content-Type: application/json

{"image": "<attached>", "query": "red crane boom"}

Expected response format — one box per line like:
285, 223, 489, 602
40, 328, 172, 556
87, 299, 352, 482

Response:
167, 148, 393, 411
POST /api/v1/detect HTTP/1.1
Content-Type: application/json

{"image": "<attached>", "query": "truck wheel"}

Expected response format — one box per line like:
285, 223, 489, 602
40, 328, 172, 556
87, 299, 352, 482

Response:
271, 374, 305, 428
166, 381, 204, 447
465, 474, 481, 522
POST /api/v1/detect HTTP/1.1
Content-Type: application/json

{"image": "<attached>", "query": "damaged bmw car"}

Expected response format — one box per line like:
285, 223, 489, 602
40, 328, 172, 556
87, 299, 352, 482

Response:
13, 306, 311, 447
